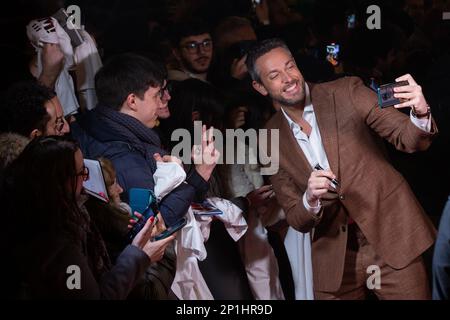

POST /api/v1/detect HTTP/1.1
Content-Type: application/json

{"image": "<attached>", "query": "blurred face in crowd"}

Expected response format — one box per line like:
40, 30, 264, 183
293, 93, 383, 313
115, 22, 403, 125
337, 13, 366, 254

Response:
156, 82, 171, 119
108, 179, 124, 205
252, 47, 306, 109
124, 81, 171, 128
44, 97, 70, 136
156, 104, 171, 119
74, 148, 88, 199
176, 33, 213, 74
30, 96, 70, 138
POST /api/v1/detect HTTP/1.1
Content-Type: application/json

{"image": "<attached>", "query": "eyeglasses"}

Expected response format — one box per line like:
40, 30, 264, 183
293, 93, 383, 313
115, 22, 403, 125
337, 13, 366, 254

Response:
76, 165, 90, 181
54, 116, 65, 134
181, 39, 213, 54
158, 82, 171, 100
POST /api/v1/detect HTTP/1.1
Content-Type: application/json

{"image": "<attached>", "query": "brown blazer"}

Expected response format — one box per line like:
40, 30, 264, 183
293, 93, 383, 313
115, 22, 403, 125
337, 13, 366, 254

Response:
264, 77, 437, 292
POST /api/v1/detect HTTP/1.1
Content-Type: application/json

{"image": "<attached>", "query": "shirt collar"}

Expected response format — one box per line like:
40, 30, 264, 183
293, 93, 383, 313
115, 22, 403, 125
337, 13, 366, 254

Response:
281, 83, 314, 130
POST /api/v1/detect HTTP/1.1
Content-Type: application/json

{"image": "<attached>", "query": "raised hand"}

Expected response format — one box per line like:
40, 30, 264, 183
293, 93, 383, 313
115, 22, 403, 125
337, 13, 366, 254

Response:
393, 74, 430, 117
192, 125, 220, 181
230, 55, 248, 80
228, 106, 248, 129
38, 43, 65, 89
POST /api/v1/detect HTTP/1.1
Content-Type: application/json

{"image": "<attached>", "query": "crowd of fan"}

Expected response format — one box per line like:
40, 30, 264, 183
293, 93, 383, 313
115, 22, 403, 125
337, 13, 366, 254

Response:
0, 0, 449, 300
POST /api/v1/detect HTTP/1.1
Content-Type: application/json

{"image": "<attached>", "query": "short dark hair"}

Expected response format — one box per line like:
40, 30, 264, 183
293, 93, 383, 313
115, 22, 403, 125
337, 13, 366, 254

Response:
0, 81, 55, 137
245, 38, 291, 83
170, 19, 211, 47
95, 53, 167, 110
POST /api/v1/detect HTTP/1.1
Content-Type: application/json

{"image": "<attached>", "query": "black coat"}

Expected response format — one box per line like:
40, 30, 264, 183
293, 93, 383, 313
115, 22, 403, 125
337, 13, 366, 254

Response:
6, 199, 151, 300
71, 106, 208, 227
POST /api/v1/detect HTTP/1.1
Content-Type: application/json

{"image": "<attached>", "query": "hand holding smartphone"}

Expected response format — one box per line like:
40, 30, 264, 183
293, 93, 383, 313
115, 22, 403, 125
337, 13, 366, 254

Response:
154, 218, 187, 241
127, 213, 159, 243
127, 188, 159, 243
132, 216, 175, 263
377, 80, 409, 108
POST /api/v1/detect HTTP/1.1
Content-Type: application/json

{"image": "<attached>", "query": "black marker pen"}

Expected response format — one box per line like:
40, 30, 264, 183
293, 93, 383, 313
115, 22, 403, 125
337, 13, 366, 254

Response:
314, 164, 340, 189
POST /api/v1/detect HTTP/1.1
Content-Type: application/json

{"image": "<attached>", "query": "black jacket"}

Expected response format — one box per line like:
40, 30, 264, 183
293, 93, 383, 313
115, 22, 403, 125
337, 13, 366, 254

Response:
71, 106, 208, 226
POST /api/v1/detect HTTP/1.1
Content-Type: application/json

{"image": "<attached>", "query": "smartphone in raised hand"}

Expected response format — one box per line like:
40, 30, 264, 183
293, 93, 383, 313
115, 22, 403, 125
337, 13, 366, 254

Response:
377, 80, 409, 108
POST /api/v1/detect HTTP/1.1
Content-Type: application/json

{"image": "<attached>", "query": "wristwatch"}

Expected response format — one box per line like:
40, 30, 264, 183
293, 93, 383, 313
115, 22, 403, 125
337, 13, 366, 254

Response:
412, 105, 431, 119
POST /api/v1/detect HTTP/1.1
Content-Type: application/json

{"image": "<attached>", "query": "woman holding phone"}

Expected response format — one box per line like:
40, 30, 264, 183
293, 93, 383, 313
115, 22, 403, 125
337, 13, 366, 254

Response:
0, 136, 174, 299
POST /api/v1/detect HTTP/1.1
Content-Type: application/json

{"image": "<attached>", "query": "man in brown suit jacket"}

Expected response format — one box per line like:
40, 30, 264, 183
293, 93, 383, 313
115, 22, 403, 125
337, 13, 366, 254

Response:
246, 39, 437, 299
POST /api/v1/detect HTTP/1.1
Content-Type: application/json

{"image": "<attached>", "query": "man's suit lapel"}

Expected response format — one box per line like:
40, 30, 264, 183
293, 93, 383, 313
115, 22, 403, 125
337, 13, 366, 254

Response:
310, 84, 340, 179
277, 112, 312, 186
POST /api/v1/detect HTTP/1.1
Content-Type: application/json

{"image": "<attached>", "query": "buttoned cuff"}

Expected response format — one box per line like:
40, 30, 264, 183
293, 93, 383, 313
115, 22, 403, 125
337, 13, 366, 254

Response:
303, 192, 322, 215
410, 110, 431, 132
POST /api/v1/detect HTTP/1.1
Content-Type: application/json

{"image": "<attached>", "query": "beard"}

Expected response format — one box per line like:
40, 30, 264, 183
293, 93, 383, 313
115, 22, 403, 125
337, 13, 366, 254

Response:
270, 80, 306, 107
182, 55, 211, 74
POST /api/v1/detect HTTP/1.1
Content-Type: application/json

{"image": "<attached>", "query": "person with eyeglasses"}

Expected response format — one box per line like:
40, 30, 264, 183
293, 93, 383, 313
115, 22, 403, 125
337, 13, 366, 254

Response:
0, 80, 70, 139
248, 39, 436, 300
168, 20, 213, 83
70, 53, 219, 300
154, 81, 172, 122
0, 136, 174, 299
0, 81, 71, 175
71, 52, 218, 229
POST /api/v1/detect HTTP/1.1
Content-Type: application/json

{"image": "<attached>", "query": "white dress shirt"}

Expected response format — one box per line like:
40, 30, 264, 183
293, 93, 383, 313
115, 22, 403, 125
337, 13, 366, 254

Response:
281, 83, 432, 214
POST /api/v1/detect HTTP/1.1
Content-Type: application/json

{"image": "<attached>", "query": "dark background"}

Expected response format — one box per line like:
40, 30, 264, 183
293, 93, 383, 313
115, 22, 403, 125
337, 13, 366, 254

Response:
1, 0, 449, 225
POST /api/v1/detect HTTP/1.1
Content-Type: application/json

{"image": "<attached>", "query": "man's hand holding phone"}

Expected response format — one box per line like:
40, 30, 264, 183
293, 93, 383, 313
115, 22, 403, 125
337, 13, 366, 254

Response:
305, 168, 337, 207
392, 74, 430, 118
